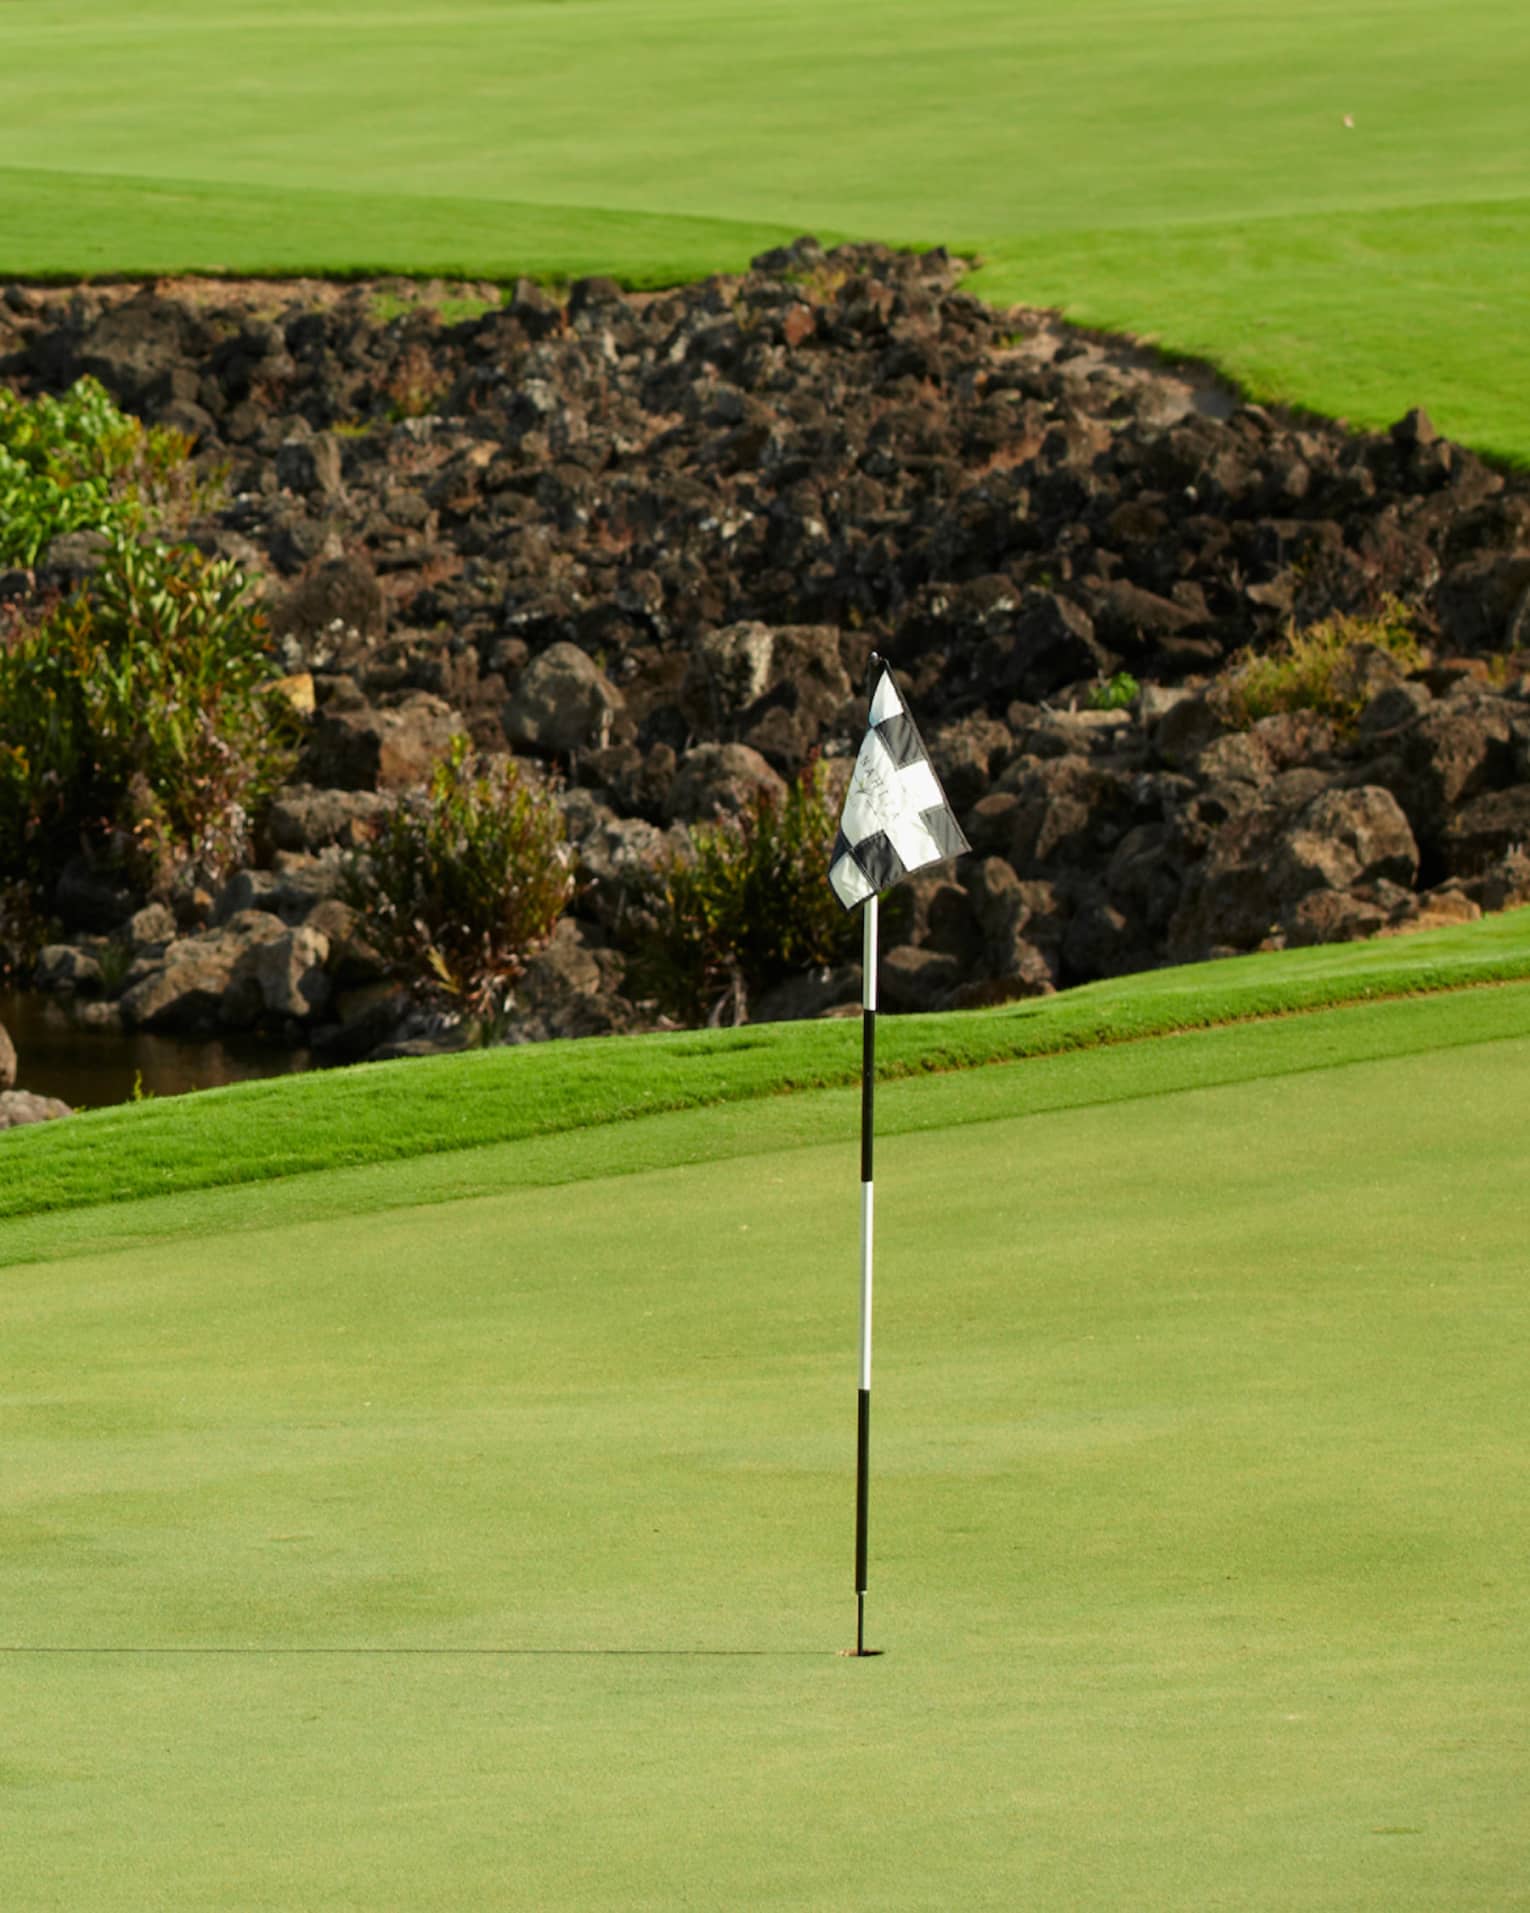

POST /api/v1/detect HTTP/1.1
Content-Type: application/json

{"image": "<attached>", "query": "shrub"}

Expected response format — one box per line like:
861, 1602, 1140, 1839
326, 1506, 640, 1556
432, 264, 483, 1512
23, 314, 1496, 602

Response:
640, 760, 856, 1025
0, 538, 296, 901
0, 377, 194, 565
1086, 670, 1140, 711
381, 342, 449, 421
344, 736, 574, 1018
1223, 599, 1426, 733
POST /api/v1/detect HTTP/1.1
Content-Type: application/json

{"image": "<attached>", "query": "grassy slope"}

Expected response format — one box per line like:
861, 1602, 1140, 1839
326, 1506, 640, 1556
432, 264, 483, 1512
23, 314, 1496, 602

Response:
4, 1002, 1528, 1907
4, 2, 1530, 452
6, 909, 1530, 1230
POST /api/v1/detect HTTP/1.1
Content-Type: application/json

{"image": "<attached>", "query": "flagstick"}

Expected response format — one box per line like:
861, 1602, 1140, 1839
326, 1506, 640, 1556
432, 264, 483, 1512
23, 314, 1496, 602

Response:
854, 889, 878, 1656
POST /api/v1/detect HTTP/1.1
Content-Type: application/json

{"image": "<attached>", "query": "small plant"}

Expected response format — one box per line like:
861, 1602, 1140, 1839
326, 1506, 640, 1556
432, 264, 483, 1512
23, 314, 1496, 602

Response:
0, 538, 296, 903
344, 736, 574, 1018
1086, 670, 1140, 711
639, 761, 856, 1025
369, 289, 499, 329
381, 342, 449, 421
1222, 599, 1427, 733
0, 377, 195, 565
779, 263, 852, 304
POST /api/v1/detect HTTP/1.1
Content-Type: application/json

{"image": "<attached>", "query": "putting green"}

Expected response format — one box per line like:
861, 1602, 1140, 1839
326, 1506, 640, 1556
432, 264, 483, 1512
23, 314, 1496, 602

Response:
4, 994, 1527, 1906
5, 2, 1530, 453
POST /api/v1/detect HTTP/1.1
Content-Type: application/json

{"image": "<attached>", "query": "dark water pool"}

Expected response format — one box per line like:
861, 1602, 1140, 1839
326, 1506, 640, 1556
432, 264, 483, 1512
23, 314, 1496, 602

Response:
0, 989, 314, 1110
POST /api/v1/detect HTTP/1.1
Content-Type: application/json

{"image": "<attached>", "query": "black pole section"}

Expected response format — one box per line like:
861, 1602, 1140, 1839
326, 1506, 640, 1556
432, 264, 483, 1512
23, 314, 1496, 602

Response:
855, 1386, 871, 1598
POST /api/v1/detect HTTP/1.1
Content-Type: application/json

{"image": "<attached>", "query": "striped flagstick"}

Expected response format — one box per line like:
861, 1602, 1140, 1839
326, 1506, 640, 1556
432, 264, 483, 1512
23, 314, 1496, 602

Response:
828, 654, 969, 1658
855, 888, 878, 1656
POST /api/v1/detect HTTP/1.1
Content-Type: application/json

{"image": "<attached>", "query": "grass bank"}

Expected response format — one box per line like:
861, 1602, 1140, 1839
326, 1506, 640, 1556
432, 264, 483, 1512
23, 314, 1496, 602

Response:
4, 910, 1530, 1232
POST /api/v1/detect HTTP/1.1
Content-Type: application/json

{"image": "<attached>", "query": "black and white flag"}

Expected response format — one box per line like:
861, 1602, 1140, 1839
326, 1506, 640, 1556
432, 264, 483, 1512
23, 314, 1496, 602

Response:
828, 662, 970, 909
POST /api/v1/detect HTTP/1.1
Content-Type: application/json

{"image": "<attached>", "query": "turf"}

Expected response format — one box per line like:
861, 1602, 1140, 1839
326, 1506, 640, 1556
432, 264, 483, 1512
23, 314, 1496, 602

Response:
6, 906, 1530, 1227
4, 996, 1528, 1906
5, 1, 1530, 454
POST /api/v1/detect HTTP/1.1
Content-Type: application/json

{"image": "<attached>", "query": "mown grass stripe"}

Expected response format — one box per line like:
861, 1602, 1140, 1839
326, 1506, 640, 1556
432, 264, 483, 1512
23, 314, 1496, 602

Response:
4, 910, 1529, 1238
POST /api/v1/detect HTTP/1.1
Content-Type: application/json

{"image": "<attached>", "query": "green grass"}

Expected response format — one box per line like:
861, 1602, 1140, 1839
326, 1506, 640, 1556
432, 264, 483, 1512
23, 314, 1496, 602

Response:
7, 907, 1530, 1232
0, 162, 814, 291
5, 2, 1530, 453
4, 982, 1529, 1905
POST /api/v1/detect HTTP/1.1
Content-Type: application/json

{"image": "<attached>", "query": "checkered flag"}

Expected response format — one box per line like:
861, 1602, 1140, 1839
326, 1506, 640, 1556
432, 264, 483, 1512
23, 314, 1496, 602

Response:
828, 660, 969, 909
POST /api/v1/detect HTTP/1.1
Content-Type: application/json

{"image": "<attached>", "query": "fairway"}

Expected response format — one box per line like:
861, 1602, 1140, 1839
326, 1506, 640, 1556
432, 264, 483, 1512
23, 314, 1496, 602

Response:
6, 1, 1530, 453
5, 992, 1529, 1907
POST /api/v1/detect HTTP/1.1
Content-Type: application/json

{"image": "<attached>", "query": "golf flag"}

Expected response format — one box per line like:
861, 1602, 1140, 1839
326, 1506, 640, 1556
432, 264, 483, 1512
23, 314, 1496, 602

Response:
828, 662, 969, 910
831, 657, 968, 1656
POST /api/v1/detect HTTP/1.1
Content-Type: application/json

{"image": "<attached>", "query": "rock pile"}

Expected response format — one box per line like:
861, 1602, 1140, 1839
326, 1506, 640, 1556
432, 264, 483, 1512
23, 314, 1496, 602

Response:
4, 237, 1530, 1080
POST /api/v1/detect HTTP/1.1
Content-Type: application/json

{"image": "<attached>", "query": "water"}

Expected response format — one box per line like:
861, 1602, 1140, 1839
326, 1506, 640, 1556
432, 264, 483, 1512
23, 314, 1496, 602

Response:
0, 989, 314, 1110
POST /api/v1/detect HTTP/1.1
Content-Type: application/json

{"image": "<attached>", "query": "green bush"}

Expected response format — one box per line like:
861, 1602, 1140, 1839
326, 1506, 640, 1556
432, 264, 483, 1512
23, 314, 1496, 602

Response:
640, 761, 856, 1025
0, 377, 194, 565
1223, 599, 1427, 733
343, 736, 574, 1018
0, 538, 296, 901
1086, 670, 1140, 711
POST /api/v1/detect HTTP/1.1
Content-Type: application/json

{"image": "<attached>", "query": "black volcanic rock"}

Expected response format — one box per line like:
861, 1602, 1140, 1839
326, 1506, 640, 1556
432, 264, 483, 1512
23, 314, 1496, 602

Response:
7, 241, 1530, 1050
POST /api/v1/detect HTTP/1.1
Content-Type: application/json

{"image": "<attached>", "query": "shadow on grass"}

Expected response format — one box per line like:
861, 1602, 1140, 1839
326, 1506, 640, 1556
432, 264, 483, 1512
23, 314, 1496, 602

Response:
1, 1644, 836, 1657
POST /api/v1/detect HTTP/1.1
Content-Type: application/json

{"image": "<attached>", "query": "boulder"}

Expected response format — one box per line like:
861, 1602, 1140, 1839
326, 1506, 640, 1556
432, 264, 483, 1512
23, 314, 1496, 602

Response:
1152, 693, 1227, 769
1434, 551, 1530, 653
1104, 822, 1188, 936
750, 963, 862, 1023
570, 808, 682, 930
34, 944, 106, 994
1083, 578, 1201, 657
739, 627, 854, 772
502, 642, 625, 757
211, 869, 284, 923
879, 944, 964, 1012
1169, 783, 1418, 960
1271, 786, 1419, 896
124, 903, 178, 949
681, 622, 776, 729
665, 743, 785, 823
509, 919, 635, 1041
998, 755, 1139, 874
1281, 887, 1393, 948
1061, 894, 1149, 982
1166, 805, 1288, 957
222, 924, 332, 1027
275, 432, 344, 500
1358, 680, 1433, 737
997, 591, 1115, 701
267, 785, 393, 852
117, 914, 286, 1034
1439, 785, 1530, 877
310, 983, 412, 1066
70, 289, 208, 410
303, 691, 461, 791
928, 714, 1011, 814
0, 1019, 14, 1091
0, 1091, 73, 1130
1387, 699, 1517, 838
1194, 730, 1276, 789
